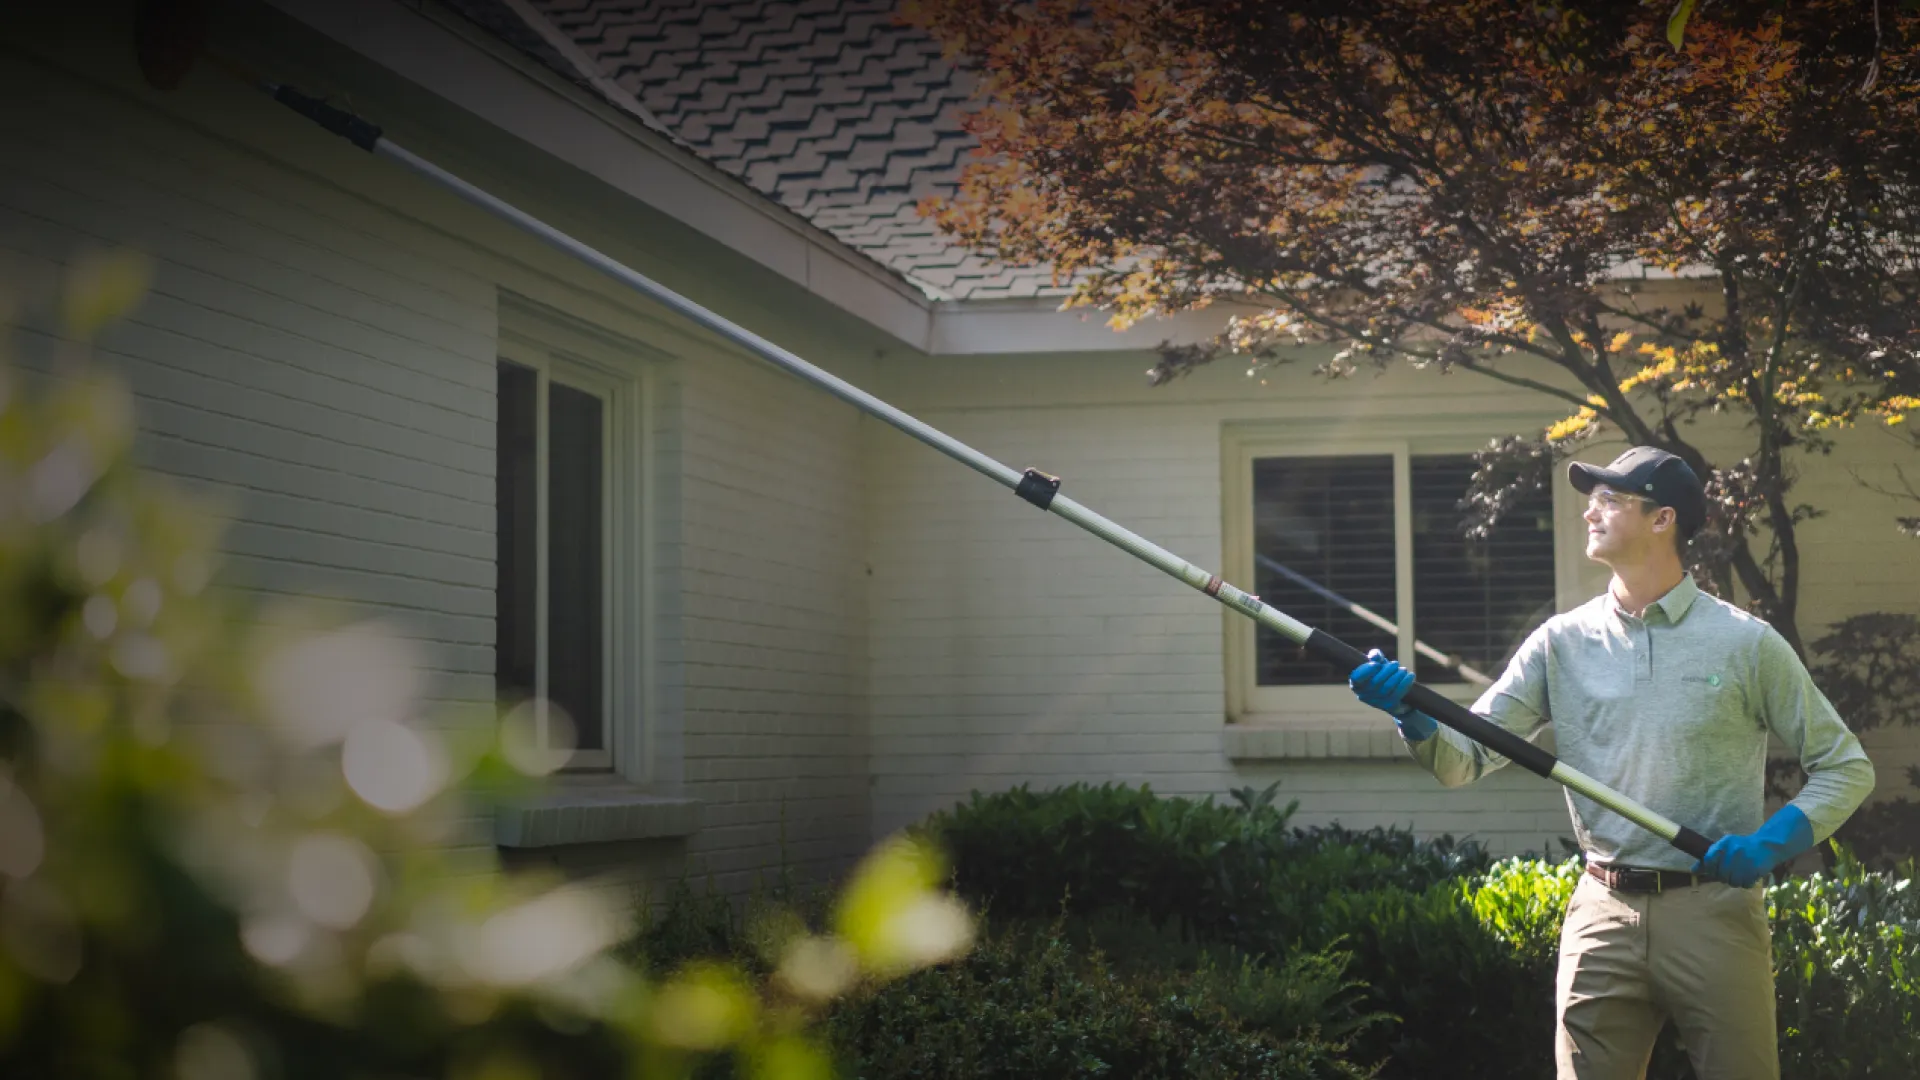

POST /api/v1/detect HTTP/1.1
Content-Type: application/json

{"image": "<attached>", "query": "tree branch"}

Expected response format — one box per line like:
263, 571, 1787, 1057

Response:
1537, 312, 1655, 441
1590, 299, 1711, 345
1451, 356, 1603, 413
1186, 123, 1372, 166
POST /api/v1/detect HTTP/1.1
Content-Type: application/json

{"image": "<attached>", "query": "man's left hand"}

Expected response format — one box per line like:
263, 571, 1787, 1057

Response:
1693, 804, 1815, 887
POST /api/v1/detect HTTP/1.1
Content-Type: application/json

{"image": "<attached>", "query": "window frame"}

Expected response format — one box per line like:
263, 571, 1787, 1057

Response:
1222, 426, 1577, 728
497, 319, 648, 776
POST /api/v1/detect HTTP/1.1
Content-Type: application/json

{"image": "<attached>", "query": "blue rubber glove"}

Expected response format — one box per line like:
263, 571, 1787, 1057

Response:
1348, 649, 1438, 741
1693, 804, 1815, 887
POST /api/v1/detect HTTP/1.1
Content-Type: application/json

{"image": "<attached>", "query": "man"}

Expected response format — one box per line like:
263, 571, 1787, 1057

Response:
1346, 445, 1874, 1080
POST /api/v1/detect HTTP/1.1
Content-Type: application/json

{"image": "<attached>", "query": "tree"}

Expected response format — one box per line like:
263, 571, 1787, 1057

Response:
902, 0, 1920, 657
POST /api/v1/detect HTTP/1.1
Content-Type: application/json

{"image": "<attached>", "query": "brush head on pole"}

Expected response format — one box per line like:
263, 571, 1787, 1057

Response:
134, 0, 209, 91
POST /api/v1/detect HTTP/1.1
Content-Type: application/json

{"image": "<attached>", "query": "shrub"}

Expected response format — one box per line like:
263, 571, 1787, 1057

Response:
625, 883, 1382, 1079
917, 781, 1293, 936
1178, 947, 1387, 1050
1046, 908, 1388, 1048
918, 781, 1491, 950
623, 875, 834, 979
927, 782, 1920, 1079
1305, 859, 1580, 1079
824, 920, 1374, 1080
921, 783, 1556, 1078
1767, 849, 1920, 1079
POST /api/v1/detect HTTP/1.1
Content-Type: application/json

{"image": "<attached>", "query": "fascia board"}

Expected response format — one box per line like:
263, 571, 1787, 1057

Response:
264, 0, 939, 350
929, 298, 1251, 356
927, 276, 1722, 357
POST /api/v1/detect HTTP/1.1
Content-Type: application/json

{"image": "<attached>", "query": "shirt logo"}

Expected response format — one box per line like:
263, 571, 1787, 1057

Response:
1681, 673, 1723, 688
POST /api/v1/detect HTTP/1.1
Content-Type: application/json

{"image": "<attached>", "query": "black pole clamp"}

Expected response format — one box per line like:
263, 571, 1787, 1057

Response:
1014, 468, 1061, 510
272, 85, 384, 152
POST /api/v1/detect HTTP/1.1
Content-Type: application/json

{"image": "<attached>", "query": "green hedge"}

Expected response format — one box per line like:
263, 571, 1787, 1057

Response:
622, 783, 1920, 1079
825, 923, 1371, 1080
922, 783, 1920, 1080
1768, 851, 1920, 1079
919, 781, 1491, 951
624, 883, 1380, 1079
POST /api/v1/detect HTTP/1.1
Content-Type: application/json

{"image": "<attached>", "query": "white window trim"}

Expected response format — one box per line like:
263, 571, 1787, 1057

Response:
1221, 424, 1581, 730
498, 305, 658, 782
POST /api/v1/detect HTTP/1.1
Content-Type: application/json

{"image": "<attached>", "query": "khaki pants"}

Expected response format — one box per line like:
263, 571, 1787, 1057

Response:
1556, 873, 1776, 1080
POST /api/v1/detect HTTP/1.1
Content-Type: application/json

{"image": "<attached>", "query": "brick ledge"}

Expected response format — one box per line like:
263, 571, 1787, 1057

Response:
494, 779, 702, 848
1224, 724, 1413, 762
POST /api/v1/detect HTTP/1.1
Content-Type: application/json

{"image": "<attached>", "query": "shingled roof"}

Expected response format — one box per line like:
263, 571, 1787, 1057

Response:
447, 0, 1064, 302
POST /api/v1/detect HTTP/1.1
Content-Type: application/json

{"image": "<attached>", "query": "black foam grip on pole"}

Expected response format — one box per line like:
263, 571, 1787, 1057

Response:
1672, 826, 1713, 861
273, 85, 383, 151
1302, 629, 1559, 780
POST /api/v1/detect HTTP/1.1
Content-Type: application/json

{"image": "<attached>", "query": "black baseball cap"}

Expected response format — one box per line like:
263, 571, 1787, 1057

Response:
1568, 446, 1706, 538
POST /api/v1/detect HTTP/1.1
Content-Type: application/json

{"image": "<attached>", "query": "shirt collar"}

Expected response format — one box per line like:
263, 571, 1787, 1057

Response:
1610, 573, 1700, 623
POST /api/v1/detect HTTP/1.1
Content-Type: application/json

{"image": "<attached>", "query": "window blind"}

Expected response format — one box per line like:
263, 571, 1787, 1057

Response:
1252, 455, 1398, 685
1410, 455, 1557, 684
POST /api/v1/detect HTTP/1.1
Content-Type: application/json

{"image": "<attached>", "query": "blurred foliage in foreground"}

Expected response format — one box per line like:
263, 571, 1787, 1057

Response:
0, 257, 972, 1079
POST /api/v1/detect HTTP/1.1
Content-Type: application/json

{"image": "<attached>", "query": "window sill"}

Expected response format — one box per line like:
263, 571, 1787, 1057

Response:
1224, 723, 1414, 762
494, 776, 702, 848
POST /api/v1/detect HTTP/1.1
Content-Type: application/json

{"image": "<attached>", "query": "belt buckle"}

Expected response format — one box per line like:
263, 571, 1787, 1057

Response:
1600, 864, 1657, 893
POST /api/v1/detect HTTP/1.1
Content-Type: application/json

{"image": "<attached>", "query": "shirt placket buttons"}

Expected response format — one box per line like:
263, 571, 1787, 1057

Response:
1623, 615, 1651, 685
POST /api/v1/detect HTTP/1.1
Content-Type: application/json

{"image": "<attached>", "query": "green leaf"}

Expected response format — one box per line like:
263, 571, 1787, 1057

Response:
1666, 0, 1698, 50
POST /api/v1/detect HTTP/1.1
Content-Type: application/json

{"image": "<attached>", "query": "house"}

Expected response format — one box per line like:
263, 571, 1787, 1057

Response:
4, 0, 1913, 901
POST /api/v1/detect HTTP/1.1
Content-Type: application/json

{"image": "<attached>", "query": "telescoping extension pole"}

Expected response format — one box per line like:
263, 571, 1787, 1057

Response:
263, 85, 1714, 861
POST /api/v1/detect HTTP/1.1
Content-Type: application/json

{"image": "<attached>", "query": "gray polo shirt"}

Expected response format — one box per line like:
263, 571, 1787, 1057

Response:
1408, 574, 1875, 872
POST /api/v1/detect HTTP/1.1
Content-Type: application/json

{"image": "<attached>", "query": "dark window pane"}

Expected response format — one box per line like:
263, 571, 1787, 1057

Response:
547, 381, 605, 752
1253, 456, 1398, 685
1410, 455, 1557, 683
495, 362, 538, 704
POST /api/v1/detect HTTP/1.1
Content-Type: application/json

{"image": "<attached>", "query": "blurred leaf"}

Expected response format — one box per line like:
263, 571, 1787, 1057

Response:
60, 250, 152, 338
1668, 0, 1699, 49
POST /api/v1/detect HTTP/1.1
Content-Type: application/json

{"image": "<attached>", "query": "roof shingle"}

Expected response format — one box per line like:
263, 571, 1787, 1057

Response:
518, 0, 1066, 301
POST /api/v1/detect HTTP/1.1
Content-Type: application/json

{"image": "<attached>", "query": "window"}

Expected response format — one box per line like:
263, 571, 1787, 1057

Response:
1408, 455, 1558, 684
1226, 435, 1560, 724
1253, 455, 1398, 685
495, 350, 629, 770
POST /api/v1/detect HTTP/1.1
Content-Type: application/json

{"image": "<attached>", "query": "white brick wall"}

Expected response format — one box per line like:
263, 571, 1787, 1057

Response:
0, 50, 500, 712
673, 348, 872, 891
3, 10, 882, 895
865, 402, 1233, 833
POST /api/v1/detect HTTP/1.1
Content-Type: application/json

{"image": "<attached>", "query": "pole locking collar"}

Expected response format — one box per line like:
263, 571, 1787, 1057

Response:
1014, 468, 1061, 510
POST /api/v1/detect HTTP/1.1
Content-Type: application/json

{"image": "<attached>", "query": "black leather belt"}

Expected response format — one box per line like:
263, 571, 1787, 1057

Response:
1585, 862, 1703, 893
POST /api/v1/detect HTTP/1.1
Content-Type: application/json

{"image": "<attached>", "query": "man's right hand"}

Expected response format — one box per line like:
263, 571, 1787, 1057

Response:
1348, 648, 1438, 741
